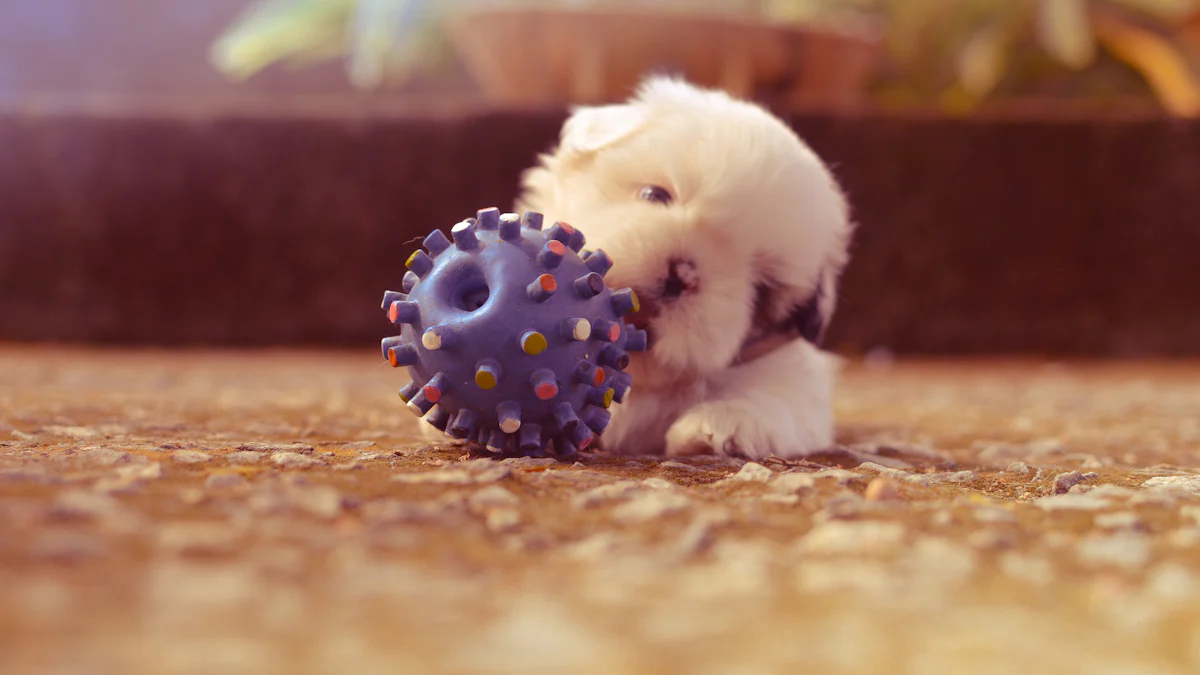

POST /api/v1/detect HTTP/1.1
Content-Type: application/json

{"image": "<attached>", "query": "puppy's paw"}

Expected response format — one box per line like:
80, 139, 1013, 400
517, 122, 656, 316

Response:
664, 401, 772, 459
665, 399, 832, 460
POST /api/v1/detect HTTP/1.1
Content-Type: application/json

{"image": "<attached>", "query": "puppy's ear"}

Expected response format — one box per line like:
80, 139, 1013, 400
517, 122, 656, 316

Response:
781, 268, 837, 346
740, 265, 841, 364
559, 103, 649, 157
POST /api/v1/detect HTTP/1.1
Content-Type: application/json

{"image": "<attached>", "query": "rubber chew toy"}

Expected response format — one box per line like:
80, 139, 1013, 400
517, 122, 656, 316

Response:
380, 208, 648, 458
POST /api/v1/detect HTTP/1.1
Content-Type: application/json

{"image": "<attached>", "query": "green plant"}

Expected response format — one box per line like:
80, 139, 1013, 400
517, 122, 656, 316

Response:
764, 0, 1200, 114
209, 0, 714, 90
212, 0, 1200, 114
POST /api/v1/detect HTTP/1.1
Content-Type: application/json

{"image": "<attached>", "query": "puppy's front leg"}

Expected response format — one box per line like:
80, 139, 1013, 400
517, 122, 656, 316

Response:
665, 340, 838, 460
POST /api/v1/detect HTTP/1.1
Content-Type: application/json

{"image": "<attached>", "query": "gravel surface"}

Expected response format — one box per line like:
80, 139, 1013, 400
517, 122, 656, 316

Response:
3, 346, 1200, 674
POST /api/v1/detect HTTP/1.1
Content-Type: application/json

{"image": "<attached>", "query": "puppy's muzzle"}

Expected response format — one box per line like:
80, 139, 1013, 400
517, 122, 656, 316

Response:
623, 258, 698, 346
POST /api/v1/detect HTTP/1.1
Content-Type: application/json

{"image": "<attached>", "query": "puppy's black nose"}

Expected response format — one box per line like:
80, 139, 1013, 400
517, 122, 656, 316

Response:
662, 259, 698, 300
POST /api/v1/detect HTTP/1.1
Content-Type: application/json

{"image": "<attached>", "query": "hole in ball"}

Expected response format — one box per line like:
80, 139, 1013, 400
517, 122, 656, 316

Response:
452, 274, 490, 313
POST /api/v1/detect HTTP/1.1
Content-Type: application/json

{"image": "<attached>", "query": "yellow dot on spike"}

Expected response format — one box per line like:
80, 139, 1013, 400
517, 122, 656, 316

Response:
602, 388, 615, 408
521, 331, 548, 355
405, 250, 421, 268
630, 290, 640, 313
476, 370, 497, 390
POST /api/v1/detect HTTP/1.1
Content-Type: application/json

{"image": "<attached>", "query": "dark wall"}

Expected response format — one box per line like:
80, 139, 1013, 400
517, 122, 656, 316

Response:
0, 0, 472, 102
2, 108, 1198, 356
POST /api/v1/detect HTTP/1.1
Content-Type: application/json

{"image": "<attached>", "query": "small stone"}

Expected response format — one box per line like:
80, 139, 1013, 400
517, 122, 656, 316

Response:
354, 451, 386, 461
611, 490, 690, 523
796, 560, 893, 594
968, 530, 1016, 550
972, 506, 1017, 524
226, 451, 264, 464
76, 447, 133, 466
771, 472, 816, 494
641, 477, 675, 490
1181, 506, 1200, 525
1168, 528, 1200, 548
811, 469, 864, 486
157, 522, 239, 556
812, 494, 866, 521
563, 534, 622, 560
762, 493, 801, 506
657, 461, 704, 473
1094, 511, 1143, 531
798, 520, 906, 555
856, 462, 909, 480
1005, 462, 1032, 475
331, 462, 362, 472
730, 462, 773, 483
362, 499, 462, 525
672, 517, 717, 557
909, 470, 975, 486
204, 472, 248, 489
1035, 492, 1113, 511
48, 490, 119, 520
172, 450, 211, 465
501, 457, 558, 468
931, 511, 957, 527
29, 532, 107, 562
239, 442, 315, 455
44, 425, 101, 440
391, 465, 510, 484
572, 481, 639, 509
180, 489, 206, 506
468, 485, 520, 511
864, 477, 901, 502
288, 486, 342, 519
271, 452, 324, 469
1145, 563, 1198, 600
1143, 476, 1200, 493
1053, 470, 1090, 495
117, 463, 163, 480
1077, 533, 1151, 570
0, 467, 54, 484
1000, 553, 1055, 585
339, 441, 376, 450
485, 508, 522, 533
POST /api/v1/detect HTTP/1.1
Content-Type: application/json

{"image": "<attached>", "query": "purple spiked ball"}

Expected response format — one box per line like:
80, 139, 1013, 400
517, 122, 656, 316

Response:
380, 208, 647, 459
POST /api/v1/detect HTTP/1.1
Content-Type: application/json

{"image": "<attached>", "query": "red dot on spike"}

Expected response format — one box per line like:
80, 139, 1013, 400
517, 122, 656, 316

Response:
547, 240, 566, 256
538, 274, 557, 292
422, 384, 442, 403
535, 382, 558, 400
593, 369, 606, 386
577, 434, 593, 451
559, 222, 575, 235
607, 323, 621, 342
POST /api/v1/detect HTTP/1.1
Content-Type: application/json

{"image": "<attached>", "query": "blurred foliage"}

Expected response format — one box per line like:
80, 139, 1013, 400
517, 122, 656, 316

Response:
212, 0, 1200, 114
766, 0, 1200, 114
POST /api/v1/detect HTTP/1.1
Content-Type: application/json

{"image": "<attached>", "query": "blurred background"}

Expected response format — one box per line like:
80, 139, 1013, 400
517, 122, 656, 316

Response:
3, 0, 1200, 356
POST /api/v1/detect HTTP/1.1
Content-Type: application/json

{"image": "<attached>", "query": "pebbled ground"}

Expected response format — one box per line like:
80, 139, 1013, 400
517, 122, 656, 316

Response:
2, 345, 1200, 675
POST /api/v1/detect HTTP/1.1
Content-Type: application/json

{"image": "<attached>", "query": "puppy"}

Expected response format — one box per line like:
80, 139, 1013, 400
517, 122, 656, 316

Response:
516, 76, 855, 459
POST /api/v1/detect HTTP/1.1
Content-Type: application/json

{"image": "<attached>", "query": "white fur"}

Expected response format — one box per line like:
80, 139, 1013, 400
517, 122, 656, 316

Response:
516, 76, 855, 459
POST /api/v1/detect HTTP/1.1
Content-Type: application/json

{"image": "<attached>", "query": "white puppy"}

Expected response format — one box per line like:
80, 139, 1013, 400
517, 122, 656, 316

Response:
516, 76, 855, 459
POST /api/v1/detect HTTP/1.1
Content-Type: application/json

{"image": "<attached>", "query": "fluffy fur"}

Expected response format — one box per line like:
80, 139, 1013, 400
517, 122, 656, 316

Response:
515, 76, 855, 459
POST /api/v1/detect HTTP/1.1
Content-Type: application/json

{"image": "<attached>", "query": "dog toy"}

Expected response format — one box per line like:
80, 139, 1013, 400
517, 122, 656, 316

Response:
380, 208, 647, 458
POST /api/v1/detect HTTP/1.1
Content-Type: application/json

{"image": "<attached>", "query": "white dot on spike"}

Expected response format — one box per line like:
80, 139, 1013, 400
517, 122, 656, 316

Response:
422, 331, 442, 350
499, 418, 521, 434
407, 400, 426, 416
571, 318, 591, 341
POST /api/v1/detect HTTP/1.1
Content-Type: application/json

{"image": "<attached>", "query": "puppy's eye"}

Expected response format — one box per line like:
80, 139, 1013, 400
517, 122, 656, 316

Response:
638, 185, 673, 205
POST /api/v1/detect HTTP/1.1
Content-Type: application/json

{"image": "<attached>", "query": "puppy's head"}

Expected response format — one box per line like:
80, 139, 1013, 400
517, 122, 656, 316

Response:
518, 77, 854, 382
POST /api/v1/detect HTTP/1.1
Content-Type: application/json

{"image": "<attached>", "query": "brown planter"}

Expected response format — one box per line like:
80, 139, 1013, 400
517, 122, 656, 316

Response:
447, 7, 881, 107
